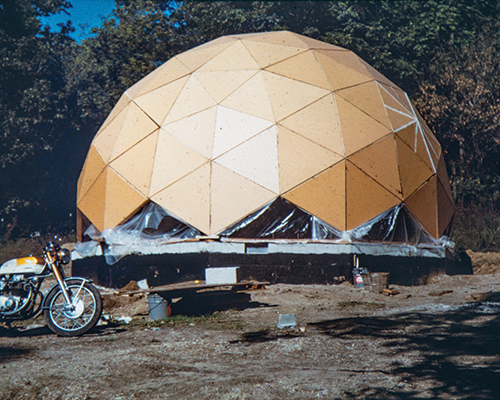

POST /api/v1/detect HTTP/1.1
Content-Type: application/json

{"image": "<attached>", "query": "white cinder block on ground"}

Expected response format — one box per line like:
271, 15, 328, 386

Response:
205, 267, 239, 284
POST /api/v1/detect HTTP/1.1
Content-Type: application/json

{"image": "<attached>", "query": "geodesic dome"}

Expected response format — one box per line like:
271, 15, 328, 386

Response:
77, 31, 454, 243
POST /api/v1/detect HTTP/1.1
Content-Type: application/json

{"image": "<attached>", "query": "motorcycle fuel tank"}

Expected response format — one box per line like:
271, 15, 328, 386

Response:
0, 257, 45, 275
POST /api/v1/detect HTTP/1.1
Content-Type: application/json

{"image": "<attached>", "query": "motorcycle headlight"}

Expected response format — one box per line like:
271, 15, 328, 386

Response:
57, 248, 71, 265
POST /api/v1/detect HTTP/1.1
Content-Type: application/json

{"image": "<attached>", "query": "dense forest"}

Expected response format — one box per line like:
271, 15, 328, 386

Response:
1, 0, 499, 251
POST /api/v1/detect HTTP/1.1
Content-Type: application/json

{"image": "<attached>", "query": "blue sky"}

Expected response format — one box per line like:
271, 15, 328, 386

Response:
40, 0, 116, 41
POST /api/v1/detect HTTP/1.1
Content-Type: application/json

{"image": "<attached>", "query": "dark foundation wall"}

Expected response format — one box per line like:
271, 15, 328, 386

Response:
71, 252, 461, 289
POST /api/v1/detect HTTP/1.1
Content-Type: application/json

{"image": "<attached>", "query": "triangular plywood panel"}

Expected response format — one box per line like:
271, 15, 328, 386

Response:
77, 144, 106, 203
336, 82, 392, 129
336, 96, 391, 156
395, 123, 418, 151
103, 168, 147, 230
109, 102, 158, 162
242, 31, 313, 49
214, 126, 279, 194
315, 50, 373, 91
297, 36, 345, 51
193, 70, 257, 103
437, 179, 455, 237
151, 164, 211, 235
283, 161, 346, 230
279, 94, 344, 154
221, 71, 276, 121
263, 71, 330, 122
162, 75, 217, 125
149, 129, 209, 197
348, 135, 403, 198
386, 107, 415, 132
415, 127, 436, 171
125, 72, 157, 99
379, 84, 413, 115
140, 58, 192, 95
133, 76, 189, 125
174, 37, 236, 71
437, 155, 454, 203
379, 83, 413, 114
359, 59, 397, 88
210, 163, 277, 235
212, 106, 274, 158
405, 176, 438, 238
96, 93, 132, 134
77, 169, 107, 232
162, 107, 217, 158
395, 136, 434, 198
93, 104, 129, 163
241, 38, 307, 68
277, 125, 342, 193
345, 162, 400, 230
265, 50, 331, 89
109, 131, 158, 196
198, 40, 260, 71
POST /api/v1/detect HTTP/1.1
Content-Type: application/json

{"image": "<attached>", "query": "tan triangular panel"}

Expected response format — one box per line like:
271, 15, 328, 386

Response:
378, 83, 412, 114
193, 70, 257, 103
210, 163, 277, 235
277, 125, 343, 193
415, 111, 442, 164
283, 161, 346, 230
404, 176, 438, 238
198, 40, 260, 71
103, 168, 147, 230
346, 161, 400, 230
214, 126, 279, 194
264, 50, 331, 89
348, 135, 403, 198
395, 136, 434, 198
96, 93, 132, 135
386, 107, 415, 132
395, 123, 418, 151
297, 36, 345, 51
241, 31, 313, 48
315, 50, 373, 91
125, 72, 157, 99
76, 169, 107, 232
336, 82, 392, 129
358, 58, 397, 88
220, 71, 275, 121
109, 131, 158, 196
77, 144, 107, 203
174, 36, 236, 71
109, 102, 158, 161
162, 107, 217, 158
162, 74, 217, 125
263, 71, 330, 121
415, 125, 436, 171
92, 103, 129, 163
212, 106, 274, 158
437, 179, 455, 237
437, 155, 454, 202
379, 83, 413, 116
279, 94, 344, 155
133, 75, 189, 125
140, 58, 192, 95
241, 37, 308, 68
151, 164, 211, 235
149, 129, 209, 197
336, 96, 392, 156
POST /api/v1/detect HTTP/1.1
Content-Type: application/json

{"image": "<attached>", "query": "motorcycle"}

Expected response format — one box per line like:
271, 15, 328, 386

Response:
0, 232, 103, 336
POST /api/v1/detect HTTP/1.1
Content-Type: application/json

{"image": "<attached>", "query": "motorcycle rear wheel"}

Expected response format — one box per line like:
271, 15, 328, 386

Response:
44, 279, 103, 337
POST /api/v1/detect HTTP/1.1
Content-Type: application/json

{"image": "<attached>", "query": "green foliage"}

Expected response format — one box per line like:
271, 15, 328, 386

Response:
451, 205, 500, 252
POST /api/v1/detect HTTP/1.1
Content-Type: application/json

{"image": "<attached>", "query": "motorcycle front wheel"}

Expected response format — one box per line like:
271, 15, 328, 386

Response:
44, 279, 103, 337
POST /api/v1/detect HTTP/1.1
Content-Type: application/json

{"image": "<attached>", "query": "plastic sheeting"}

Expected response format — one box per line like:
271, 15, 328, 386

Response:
74, 200, 452, 265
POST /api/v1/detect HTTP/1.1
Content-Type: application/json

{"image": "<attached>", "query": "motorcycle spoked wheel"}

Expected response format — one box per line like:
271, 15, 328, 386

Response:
44, 279, 103, 337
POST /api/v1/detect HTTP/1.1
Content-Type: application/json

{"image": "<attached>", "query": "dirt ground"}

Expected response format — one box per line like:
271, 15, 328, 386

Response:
2, 251, 500, 399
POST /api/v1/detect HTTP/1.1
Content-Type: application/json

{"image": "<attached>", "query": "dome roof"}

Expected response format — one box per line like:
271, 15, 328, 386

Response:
77, 31, 454, 239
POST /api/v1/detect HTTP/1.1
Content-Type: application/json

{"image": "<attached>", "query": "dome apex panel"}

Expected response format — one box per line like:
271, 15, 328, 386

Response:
78, 31, 454, 240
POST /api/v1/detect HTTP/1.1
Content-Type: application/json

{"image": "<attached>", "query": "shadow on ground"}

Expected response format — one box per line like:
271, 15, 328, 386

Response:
312, 300, 500, 399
